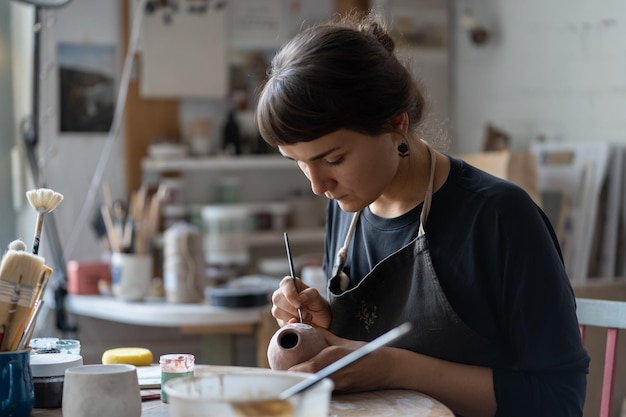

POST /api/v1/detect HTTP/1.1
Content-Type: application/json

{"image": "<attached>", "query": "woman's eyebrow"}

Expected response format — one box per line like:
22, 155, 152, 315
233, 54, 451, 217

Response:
280, 146, 341, 162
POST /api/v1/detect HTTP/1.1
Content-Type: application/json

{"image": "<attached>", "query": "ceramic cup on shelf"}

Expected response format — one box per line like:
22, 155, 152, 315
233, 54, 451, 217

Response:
62, 364, 141, 417
267, 323, 328, 370
111, 253, 153, 301
0, 349, 34, 417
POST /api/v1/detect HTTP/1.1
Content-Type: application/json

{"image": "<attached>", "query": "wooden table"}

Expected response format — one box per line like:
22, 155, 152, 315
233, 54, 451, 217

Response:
33, 364, 453, 416
34, 389, 453, 417
330, 390, 454, 416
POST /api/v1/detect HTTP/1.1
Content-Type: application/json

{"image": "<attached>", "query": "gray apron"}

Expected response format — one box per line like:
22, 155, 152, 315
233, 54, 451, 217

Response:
328, 145, 506, 367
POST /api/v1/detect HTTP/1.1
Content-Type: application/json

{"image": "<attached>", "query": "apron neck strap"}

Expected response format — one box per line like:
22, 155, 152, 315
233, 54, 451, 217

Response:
419, 141, 437, 236
333, 141, 436, 274
332, 211, 360, 276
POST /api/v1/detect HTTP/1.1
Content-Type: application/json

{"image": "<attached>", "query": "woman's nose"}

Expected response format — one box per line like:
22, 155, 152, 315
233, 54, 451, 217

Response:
300, 163, 333, 196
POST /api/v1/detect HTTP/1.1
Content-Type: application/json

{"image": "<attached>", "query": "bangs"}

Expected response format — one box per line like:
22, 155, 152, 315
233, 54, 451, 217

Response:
256, 76, 340, 146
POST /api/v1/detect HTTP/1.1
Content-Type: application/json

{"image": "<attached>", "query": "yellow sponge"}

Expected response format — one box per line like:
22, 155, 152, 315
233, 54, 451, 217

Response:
102, 347, 153, 366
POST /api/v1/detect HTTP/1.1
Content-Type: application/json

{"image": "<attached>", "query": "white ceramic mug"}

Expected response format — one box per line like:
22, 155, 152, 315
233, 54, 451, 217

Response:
62, 364, 141, 417
111, 253, 153, 301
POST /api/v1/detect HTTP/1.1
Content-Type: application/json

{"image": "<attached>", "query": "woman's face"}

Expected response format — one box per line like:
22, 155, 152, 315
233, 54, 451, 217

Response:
278, 129, 400, 213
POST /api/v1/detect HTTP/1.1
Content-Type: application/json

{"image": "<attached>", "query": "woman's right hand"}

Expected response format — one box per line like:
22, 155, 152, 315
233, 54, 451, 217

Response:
271, 276, 331, 328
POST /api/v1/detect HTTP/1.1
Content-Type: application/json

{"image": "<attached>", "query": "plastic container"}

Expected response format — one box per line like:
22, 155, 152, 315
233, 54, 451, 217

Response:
164, 368, 333, 417
30, 353, 83, 408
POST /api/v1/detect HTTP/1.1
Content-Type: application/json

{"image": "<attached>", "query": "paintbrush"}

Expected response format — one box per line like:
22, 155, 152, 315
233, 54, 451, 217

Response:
16, 299, 44, 351
9, 265, 52, 351
101, 204, 121, 252
26, 188, 64, 255
283, 232, 303, 323
0, 240, 45, 351
0, 275, 22, 351
0, 241, 27, 349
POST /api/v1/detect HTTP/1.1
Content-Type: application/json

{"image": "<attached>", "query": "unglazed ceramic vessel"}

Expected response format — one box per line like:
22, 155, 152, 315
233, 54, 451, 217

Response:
267, 323, 328, 370
62, 364, 141, 417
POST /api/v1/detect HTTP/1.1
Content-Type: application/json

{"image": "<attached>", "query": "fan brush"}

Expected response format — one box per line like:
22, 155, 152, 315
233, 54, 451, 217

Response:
26, 188, 64, 255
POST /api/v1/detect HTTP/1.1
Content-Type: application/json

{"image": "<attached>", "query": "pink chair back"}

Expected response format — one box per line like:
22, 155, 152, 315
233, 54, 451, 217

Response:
576, 298, 626, 417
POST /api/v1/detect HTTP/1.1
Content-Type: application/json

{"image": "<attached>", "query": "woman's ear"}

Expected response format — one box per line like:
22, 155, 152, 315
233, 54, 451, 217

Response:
390, 112, 409, 134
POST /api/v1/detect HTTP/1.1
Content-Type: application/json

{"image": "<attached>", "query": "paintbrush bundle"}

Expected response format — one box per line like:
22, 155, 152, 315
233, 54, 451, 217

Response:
0, 240, 46, 351
101, 184, 168, 254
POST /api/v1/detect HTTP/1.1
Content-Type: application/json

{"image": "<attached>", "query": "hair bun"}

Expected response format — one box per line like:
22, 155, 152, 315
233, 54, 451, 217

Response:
360, 20, 395, 53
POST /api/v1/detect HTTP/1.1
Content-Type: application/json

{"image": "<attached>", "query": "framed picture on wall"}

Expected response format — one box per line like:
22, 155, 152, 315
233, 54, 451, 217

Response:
58, 42, 116, 133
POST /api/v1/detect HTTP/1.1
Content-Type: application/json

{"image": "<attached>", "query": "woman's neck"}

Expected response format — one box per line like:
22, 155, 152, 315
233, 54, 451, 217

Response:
369, 141, 450, 218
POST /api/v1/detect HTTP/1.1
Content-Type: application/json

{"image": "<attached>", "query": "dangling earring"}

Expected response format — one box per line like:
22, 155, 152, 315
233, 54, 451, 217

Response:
397, 142, 409, 157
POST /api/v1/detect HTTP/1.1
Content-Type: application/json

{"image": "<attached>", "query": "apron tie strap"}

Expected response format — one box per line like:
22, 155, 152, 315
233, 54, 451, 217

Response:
418, 142, 436, 236
332, 211, 360, 292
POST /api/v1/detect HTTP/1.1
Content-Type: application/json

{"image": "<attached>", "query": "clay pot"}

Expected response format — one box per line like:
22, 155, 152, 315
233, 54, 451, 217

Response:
267, 323, 328, 370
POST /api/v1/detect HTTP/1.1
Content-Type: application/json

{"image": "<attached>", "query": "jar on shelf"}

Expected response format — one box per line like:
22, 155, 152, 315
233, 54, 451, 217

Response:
160, 177, 184, 206
201, 205, 249, 267
267, 202, 292, 231
187, 118, 213, 157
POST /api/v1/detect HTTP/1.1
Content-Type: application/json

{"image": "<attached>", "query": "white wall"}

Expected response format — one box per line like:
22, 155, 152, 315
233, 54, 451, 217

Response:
450, 0, 626, 154
0, 1, 17, 247
30, 1, 125, 264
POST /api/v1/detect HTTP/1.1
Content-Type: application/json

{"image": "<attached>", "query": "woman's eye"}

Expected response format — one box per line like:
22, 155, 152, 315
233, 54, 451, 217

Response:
326, 157, 344, 166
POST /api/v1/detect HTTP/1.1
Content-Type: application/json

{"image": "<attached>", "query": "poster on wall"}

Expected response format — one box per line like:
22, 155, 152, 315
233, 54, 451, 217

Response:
140, 4, 227, 98
58, 42, 116, 133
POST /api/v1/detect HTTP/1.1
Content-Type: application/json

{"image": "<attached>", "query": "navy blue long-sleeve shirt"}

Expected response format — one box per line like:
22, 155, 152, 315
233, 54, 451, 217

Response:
323, 155, 589, 416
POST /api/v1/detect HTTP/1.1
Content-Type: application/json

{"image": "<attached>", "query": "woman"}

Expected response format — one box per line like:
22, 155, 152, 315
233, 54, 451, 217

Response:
256, 12, 589, 417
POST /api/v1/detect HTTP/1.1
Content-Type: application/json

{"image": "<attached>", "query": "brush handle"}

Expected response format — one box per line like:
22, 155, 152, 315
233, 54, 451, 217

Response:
283, 232, 298, 292
16, 299, 43, 351
32, 212, 45, 255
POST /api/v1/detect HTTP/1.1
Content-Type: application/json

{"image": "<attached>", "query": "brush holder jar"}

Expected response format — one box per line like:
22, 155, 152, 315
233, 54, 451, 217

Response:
267, 323, 328, 370
111, 253, 153, 301
0, 349, 35, 417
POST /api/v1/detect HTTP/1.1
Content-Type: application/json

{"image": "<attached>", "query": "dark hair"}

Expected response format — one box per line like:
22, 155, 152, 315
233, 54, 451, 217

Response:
256, 13, 427, 146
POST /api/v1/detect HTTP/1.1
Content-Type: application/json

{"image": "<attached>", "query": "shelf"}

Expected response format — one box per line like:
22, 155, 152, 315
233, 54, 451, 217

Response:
153, 228, 325, 248
142, 155, 297, 173
66, 295, 265, 327
245, 228, 325, 247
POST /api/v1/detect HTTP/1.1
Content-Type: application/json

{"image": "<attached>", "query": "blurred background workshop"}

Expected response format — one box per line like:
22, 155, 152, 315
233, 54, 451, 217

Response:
1, 1, 626, 416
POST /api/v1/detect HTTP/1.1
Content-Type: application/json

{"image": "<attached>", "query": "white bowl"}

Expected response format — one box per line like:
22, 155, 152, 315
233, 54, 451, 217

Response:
164, 367, 333, 417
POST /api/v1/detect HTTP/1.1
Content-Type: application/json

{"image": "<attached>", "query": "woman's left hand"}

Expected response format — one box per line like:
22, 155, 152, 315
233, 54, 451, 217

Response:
287, 328, 394, 392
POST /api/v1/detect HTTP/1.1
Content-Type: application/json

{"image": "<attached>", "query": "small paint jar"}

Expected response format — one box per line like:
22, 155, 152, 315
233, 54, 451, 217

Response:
30, 337, 60, 354
55, 339, 81, 355
30, 353, 83, 408
159, 354, 194, 402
